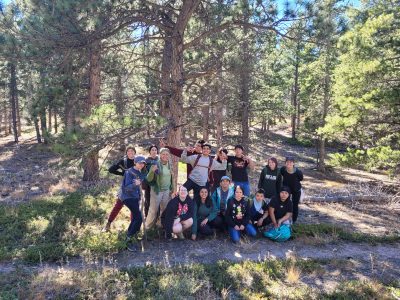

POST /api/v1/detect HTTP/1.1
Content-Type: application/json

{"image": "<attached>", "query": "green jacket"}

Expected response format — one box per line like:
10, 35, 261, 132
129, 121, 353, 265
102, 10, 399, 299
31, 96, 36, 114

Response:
146, 160, 174, 194
192, 201, 214, 235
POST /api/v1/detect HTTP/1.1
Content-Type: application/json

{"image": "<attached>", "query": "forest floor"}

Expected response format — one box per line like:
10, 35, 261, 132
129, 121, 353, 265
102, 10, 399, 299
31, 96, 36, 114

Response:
0, 127, 399, 299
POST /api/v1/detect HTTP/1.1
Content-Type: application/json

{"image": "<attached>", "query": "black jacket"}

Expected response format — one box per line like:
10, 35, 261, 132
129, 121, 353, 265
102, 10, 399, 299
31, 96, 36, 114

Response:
225, 197, 251, 227
161, 196, 194, 236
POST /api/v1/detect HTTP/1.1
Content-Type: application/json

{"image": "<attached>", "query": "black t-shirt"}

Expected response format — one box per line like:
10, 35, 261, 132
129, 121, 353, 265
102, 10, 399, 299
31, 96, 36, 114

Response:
228, 156, 249, 182
280, 166, 303, 193
269, 196, 293, 220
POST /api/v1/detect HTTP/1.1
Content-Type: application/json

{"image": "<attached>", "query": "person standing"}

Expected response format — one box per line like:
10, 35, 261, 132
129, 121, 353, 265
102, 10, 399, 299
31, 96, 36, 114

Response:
180, 143, 227, 198
258, 157, 282, 201
227, 145, 254, 197
143, 145, 159, 217
119, 156, 147, 252
145, 148, 174, 230
160, 139, 204, 179
210, 147, 228, 193
280, 157, 303, 223
103, 145, 136, 232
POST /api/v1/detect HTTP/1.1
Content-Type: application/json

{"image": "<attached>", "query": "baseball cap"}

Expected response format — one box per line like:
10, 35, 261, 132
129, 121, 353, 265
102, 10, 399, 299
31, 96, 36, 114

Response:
134, 156, 146, 164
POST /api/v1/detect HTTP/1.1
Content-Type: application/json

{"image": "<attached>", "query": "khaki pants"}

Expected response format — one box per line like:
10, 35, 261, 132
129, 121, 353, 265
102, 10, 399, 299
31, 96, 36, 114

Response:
145, 189, 170, 229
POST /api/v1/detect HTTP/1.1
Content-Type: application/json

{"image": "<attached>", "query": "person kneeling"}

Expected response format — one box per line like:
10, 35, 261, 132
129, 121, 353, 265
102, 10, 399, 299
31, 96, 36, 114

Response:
264, 186, 293, 242
161, 186, 194, 240
225, 185, 257, 243
191, 188, 216, 241
250, 189, 270, 230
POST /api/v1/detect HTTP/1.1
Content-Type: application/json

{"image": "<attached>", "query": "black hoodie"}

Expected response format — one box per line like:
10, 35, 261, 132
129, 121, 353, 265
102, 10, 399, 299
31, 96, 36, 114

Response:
161, 195, 194, 236
258, 166, 282, 198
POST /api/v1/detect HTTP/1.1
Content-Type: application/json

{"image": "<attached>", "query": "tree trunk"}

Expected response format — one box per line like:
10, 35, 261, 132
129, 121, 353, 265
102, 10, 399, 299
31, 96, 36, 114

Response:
0, 106, 3, 135
115, 74, 125, 151
16, 92, 21, 137
54, 109, 58, 133
48, 107, 52, 133
82, 41, 101, 182
33, 117, 42, 143
201, 98, 210, 142
291, 61, 299, 140
160, 0, 201, 186
40, 110, 48, 144
239, 44, 251, 151
215, 72, 224, 147
318, 71, 331, 172
8, 62, 18, 143
297, 95, 301, 129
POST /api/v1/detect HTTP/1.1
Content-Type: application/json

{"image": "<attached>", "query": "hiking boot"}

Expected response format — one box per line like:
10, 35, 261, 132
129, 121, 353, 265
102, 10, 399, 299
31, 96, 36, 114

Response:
102, 221, 111, 232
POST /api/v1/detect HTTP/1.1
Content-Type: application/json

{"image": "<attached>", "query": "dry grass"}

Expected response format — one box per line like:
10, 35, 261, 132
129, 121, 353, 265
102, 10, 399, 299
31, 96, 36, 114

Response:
286, 264, 302, 284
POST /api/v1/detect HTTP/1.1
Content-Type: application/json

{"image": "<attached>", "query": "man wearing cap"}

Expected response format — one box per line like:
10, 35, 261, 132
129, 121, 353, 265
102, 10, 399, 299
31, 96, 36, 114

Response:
227, 144, 254, 196
119, 155, 147, 252
280, 156, 303, 223
210, 175, 234, 230
180, 143, 227, 198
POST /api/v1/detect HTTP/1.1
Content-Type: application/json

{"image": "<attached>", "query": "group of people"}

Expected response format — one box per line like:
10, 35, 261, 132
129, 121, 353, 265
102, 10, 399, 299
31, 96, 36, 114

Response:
104, 139, 303, 252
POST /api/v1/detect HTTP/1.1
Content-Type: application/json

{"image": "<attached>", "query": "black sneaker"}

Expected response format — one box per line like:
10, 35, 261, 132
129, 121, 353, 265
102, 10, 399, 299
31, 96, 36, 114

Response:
165, 233, 172, 241
127, 241, 139, 252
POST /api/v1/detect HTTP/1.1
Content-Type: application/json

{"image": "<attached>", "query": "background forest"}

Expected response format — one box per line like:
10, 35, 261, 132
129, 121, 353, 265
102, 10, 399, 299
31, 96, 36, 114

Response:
0, 0, 398, 179
0, 1, 400, 299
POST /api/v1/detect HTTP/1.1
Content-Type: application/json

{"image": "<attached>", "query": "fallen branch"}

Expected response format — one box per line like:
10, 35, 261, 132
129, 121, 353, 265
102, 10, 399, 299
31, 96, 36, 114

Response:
303, 195, 380, 203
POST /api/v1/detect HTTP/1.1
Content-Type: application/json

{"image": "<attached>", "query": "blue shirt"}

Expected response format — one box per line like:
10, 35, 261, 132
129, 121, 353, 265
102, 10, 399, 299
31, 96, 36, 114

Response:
119, 167, 146, 201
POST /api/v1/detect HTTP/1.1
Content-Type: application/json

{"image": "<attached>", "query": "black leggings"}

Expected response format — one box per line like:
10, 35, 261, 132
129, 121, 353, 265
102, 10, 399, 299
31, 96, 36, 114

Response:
197, 222, 214, 236
209, 215, 226, 231
291, 190, 301, 223
183, 178, 209, 199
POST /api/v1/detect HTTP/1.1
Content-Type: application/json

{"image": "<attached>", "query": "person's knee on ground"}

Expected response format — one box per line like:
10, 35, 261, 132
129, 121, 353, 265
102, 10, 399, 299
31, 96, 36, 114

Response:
246, 223, 257, 237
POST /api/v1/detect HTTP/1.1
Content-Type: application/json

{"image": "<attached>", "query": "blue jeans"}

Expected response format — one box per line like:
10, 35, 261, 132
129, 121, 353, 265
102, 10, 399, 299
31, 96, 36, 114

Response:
233, 181, 250, 196
123, 198, 142, 238
228, 224, 257, 243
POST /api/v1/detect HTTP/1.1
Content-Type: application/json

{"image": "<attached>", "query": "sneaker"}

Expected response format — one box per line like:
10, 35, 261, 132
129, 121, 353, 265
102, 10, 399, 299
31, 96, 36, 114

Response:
102, 221, 111, 233
127, 241, 139, 252
165, 233, 172, 241
177, 232, 185, 240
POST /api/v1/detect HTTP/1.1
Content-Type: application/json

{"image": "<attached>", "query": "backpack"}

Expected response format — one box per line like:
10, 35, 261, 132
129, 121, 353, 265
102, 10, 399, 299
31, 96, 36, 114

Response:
263, 224, 291, 242
190, 154, 214, 182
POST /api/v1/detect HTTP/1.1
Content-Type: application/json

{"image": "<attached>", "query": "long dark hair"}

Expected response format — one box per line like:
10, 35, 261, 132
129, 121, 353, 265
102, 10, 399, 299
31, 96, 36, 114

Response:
196, 187, 213, 208
233, 185, 245, 201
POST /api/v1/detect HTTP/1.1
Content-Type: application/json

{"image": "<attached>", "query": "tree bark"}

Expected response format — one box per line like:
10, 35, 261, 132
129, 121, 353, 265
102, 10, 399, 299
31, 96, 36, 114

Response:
40, 110, 48, 144
201, 96, 210, 141
8, 62, 18, 143
160, 0, 201, 186
82, 41, 101, 182
318, 70, 331, 172
291, 61, 299, 140
48, 107, 52, 133
115, 74, 125, 151
239, 43, 251, 151
54, 109, 58, 133
33, 117, 42, 143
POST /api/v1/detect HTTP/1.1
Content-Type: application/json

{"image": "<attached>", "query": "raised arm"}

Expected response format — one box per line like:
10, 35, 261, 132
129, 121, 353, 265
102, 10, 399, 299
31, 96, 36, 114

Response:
108, 159, 125, 176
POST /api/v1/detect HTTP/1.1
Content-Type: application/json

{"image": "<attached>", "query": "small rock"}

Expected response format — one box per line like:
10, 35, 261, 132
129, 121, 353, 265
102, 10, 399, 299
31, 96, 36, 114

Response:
1, 192, 10, 197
